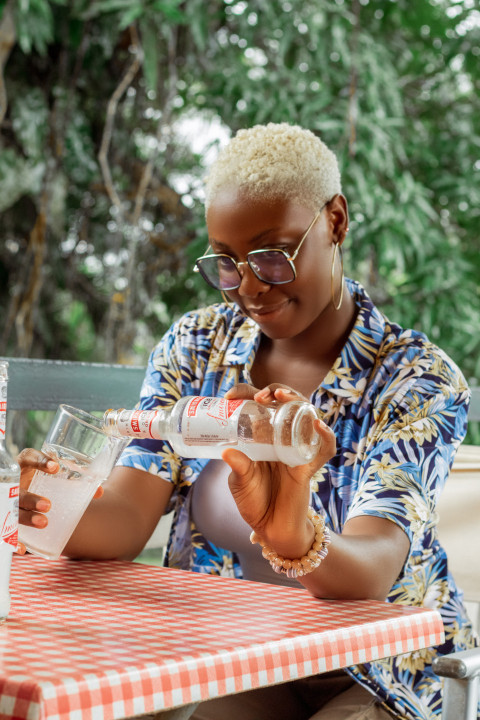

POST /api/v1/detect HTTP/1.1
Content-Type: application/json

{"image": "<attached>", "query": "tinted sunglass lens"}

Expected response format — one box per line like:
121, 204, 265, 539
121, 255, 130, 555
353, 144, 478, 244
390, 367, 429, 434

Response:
198, 257, 240, 290
249, 251, 294, 284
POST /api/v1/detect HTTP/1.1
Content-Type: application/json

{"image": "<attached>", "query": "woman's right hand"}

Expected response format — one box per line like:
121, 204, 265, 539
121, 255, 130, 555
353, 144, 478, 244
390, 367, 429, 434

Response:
14, 448, 57, 555
17, 448, 57, 533
15, 448, 104, 555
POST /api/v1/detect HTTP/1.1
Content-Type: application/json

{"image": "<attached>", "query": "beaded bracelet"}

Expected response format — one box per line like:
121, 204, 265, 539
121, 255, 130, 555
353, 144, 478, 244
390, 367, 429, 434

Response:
249, 506, 331, 579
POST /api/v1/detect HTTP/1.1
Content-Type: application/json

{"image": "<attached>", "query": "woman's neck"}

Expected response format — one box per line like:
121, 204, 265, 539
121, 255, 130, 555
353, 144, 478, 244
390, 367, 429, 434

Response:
252, 292, 358, 396
274, 290, 357, 362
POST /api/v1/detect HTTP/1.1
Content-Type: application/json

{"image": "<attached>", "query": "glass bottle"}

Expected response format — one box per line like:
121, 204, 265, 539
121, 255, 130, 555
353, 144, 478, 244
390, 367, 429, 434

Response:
103, 396, 321, 467
0, 362, 20, 623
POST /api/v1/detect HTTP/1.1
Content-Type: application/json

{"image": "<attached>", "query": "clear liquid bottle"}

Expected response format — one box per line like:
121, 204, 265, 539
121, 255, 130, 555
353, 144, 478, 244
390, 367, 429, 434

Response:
103, 396, 321, 467
0, 362, 20, 623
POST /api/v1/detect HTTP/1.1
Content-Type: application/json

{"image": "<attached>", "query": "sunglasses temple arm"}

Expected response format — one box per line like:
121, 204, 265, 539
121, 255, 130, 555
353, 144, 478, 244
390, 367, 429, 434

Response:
291, 208, 323, 261
193, 242, 213, 272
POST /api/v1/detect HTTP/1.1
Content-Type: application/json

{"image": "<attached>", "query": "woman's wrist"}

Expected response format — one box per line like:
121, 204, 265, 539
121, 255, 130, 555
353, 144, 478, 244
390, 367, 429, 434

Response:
250, 508, 331, 579
253, 516, 315, 560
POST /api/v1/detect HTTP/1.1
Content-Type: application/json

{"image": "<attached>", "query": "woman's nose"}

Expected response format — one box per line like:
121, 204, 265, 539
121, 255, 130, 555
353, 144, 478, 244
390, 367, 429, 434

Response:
236, 261, 270, 297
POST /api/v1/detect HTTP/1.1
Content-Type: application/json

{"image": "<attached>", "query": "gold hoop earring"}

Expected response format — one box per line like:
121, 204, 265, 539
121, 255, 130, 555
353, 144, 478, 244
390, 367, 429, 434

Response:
221, 291, 234, 310
331, 242, 344, 311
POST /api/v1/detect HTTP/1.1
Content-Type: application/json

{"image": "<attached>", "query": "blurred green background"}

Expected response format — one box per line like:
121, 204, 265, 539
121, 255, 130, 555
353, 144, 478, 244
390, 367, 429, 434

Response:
1, 0, 479, 443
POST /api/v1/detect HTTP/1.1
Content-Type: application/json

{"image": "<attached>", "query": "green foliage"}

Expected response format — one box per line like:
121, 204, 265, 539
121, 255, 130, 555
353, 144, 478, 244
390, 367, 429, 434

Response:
1, 0, 479, 401
0, 148, 45, 211
11, 0, 66, 54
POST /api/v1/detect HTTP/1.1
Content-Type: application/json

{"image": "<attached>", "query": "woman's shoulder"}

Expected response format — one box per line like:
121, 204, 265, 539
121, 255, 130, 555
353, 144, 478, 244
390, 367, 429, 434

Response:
348, 280, 464, 382
346, 280, 469, 401
151, 302, 255, 362
383, 322, 465, 384
373, 325, 470, 421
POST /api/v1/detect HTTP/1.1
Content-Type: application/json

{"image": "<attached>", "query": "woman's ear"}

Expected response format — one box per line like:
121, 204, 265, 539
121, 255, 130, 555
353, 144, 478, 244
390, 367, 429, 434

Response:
326, 194, 349, 245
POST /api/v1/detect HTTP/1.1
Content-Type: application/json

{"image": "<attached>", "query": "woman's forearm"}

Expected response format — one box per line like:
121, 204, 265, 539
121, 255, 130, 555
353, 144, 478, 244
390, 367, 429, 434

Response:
64, 467, 173, 561
298, 516, 410, 600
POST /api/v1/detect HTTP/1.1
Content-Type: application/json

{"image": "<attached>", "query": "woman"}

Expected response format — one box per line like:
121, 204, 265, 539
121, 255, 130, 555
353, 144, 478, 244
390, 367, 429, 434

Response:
18, 123, 478, 720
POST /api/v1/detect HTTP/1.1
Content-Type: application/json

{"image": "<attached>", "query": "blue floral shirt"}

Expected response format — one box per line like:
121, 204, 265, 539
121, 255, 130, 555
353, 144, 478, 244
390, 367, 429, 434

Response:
119, 278, 478, 720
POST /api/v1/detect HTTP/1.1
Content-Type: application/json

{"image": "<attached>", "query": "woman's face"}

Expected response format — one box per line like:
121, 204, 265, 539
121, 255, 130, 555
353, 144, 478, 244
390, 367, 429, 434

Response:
205, 187, 344, 341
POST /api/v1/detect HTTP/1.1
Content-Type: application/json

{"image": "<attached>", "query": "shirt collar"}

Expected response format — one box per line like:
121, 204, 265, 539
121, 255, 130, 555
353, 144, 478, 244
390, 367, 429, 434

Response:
211, 309, 260, 368
319, 279, 386, 406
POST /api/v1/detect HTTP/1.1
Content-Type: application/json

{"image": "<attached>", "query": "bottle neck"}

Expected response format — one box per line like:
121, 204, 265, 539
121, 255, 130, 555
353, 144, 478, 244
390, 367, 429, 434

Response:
150, 407, 171, 441
103, 407, 172, 441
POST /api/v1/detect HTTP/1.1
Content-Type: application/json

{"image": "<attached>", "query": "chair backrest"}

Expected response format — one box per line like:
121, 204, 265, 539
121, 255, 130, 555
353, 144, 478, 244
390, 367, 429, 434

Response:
2, 357, 145, 411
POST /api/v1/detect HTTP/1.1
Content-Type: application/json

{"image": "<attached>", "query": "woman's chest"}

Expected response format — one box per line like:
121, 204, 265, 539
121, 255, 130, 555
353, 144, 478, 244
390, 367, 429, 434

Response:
250, 352, 329, 399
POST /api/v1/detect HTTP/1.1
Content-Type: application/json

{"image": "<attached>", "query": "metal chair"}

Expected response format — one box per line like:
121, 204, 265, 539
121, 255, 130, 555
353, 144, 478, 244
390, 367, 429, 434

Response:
433, 649, 480, 720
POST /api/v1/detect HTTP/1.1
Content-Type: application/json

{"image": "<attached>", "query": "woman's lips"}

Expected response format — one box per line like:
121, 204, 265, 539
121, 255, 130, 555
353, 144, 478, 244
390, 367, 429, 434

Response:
246, 300, 290, 319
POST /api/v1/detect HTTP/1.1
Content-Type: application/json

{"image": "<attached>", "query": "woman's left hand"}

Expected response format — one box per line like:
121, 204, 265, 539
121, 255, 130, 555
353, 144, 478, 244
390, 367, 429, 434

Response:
222, 384, 336, 559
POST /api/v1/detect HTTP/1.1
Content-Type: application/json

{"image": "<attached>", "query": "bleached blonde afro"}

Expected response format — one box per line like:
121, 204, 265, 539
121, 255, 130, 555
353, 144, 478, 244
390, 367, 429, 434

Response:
205, 122, 341, 213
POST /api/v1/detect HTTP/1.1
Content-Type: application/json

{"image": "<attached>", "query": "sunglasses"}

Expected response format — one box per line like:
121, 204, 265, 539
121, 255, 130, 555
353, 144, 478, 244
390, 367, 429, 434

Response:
193, 204, 326, 291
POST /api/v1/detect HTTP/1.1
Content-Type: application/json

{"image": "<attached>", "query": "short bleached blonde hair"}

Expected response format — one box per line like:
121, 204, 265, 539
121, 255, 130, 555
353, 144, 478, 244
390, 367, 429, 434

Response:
204, 122, 342, 213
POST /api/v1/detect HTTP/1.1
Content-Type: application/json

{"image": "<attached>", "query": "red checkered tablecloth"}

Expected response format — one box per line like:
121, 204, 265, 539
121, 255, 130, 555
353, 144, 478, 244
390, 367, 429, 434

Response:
0, 556, 444, 720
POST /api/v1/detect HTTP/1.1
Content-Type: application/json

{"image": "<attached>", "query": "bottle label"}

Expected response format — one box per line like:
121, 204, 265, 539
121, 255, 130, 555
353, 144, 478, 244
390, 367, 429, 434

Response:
121, 409, 154, 437
182, 397, 244, 446
0, 484, 19, 550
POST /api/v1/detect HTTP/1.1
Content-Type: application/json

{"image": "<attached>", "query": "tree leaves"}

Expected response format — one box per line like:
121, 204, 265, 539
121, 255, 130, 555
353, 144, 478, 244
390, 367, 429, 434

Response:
1, 0, 479, 394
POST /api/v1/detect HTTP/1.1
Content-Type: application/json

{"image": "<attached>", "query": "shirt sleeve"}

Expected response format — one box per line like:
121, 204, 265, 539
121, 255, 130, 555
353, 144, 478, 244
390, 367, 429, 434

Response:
115, 305, 231, 486
346, 344, 470, 554
116, 319, 187, 485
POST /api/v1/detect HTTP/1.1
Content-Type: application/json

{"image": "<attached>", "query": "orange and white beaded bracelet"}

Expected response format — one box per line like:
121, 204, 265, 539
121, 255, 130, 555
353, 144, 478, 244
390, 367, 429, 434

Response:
249, 506, 331, 579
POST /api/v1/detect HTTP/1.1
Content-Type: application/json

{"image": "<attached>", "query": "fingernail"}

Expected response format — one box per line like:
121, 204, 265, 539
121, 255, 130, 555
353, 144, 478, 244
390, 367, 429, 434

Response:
32, 514, 48, 527
36, 500, 50, 512
46, 460, 58, 471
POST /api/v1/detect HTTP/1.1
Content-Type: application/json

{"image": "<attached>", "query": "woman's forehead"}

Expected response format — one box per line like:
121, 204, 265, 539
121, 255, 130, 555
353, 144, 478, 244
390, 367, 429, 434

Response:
206, 188, 314, 231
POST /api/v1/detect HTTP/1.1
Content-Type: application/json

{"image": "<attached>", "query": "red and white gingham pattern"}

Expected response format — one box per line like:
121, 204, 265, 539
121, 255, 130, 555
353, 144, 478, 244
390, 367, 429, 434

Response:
0, 556, 444, 720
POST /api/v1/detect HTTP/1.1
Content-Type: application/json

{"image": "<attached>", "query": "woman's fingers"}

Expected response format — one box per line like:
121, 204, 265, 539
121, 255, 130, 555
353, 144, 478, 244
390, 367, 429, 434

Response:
314, 417, 337, 465
222, 447, 254, 478
225, 383, 309, 405
17, 448, 56, 529
16, 447, 103, 535
17, 448, 59, 474
19, 508, 48, 528
254, 384, 309, 404
93, 486, 104, 500
19, 491, 50, 529
19, 491, 51, 513
221, 448, 267, 530
15, 542, 27, 555
224, 383, 259, 400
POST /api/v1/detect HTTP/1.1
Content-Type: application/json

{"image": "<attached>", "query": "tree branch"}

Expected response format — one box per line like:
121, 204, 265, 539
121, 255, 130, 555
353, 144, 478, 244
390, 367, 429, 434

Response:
131, 25, 179, 225
14, 208, 47, 356
98, 25, 143, 212
0, 0, 16, 124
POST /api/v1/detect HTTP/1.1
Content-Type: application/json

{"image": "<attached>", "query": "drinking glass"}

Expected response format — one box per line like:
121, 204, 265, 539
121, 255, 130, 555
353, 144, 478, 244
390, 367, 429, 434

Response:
18, 404, 129, 560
